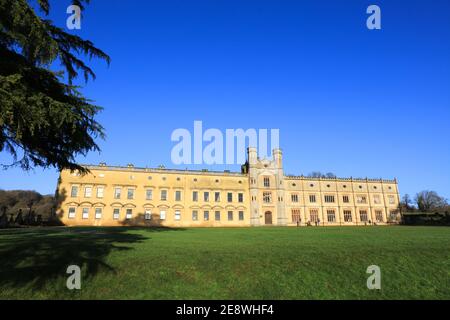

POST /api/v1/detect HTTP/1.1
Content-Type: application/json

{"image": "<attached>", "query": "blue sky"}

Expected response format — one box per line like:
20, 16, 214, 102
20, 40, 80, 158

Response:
1, 0, 449, 199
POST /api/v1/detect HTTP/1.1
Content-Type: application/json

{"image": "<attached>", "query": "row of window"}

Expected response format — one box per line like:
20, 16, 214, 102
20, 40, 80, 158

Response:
259, 192, 396, 205
291, 209, 397, 223
289, 194, 396, 205
71, 185, 396, 207
67, 207, 245, 222
256, 176, 395, 191
71, 186, 245, 203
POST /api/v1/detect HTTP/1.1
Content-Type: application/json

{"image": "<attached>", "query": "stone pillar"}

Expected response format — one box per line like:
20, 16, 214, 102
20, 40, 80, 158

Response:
248, 147, 260, 226
273, 149, 287, 226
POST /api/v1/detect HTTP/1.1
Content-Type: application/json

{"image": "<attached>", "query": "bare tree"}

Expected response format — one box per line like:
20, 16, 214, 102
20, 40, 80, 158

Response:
415, 191, 448, 212
400, 194, 414, 212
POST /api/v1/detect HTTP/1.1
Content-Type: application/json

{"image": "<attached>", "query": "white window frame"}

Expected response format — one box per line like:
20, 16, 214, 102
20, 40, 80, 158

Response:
127, 188, 135, 200
114, 187, 121, 199
160, 210, 166, 220
113, 208, 120, 220
84, 186, 92, 198
174, 210, 181, 221
126, 209, 132, 220
82, 208, 89, 219
144, 209, 152, 220
68, 207, 76, 219
95, 208, 102, 220
70, 186, 78, 198
97, 186, 104, 198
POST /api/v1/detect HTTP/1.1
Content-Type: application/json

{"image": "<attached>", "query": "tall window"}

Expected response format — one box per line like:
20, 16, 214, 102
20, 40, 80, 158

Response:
291, 194, 299, 203
174, 211, 181, 221
263, 177, 270, 187
70, 186, 78, 198
144, 210, 151, 220
84, 186, 92, 198
82, 208, 89, 219
359, 210, 368, 222
373, 195, 381, 204
388, 195, 395, 204
215, 211, 221, 221
309, 194, 316, 203
375, 210, 383, 222
127, 188, 134, 200
262, 192, 271, 203
146, 189, 153, 200
342, 195, 350, 203
126, 209, 132, 220
309, 209, 319, 223
193, 191, 198, 202
292, 209, 301, 223
238, 211, 244, 221
324, 195, 335, 203
204, 192, 209, 202
215, 192, 220, 202
192, 210, 198, 221
389, 210, 398, 220
97, 186, 104, 198
160, 190, 167, 201
113, 208, 120, 220
160, 210, 166, 220
114, 187, 121, 199
227, 192, 233, 203
344, 210, 352, 222
204, 211, 209, 221
175, 191, 182, 201
95, 208, 102, 219
228, 211, 233, 221
327, 210, 336, 223
238, 193, 244, 203
68, 207, 76, 219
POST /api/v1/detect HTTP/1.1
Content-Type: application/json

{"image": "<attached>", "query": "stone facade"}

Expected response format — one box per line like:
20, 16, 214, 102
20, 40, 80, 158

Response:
56, 148, 400, 227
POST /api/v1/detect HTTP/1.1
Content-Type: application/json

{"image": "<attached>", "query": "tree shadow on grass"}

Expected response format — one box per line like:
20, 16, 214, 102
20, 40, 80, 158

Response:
0, 226, 185, 291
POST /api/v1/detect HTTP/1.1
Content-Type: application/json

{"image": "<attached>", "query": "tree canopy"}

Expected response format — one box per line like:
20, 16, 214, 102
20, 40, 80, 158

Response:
0, 0, 110, 172
414, 190, 448, 212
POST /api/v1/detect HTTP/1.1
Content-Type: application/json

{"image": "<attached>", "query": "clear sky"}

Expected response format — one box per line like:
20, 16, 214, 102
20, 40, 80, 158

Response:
1, 0, 449, 199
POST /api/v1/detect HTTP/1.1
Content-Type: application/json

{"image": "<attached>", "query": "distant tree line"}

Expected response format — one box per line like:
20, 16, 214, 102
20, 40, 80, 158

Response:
0, 190, 60, 228
307, 172, 337, 178
399, 191, 449, 226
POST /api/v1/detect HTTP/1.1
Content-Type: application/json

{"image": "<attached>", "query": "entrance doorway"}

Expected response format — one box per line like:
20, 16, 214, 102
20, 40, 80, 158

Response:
265, 211, 273, 225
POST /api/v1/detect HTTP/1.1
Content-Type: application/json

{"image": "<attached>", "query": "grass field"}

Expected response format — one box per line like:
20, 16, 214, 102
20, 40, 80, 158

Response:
0, 226, 449, 300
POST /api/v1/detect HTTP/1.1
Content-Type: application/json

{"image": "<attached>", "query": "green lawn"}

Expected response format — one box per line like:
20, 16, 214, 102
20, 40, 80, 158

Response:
0, 226, 449, 300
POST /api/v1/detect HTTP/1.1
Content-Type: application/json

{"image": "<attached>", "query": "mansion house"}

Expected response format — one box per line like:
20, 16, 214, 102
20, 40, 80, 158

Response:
56, 148, 400, 227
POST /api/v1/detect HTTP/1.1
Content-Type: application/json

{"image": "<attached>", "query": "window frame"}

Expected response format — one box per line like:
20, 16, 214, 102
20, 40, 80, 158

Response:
70, 185, 78, 198
68, 207, 76, 219
95, 207, 102, 220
